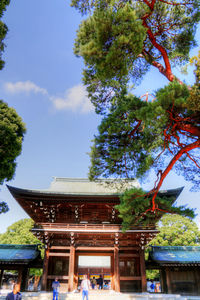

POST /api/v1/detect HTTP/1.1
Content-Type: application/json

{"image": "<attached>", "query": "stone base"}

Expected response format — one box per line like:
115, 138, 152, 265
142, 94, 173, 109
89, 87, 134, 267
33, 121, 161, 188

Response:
1, 290, 200, 300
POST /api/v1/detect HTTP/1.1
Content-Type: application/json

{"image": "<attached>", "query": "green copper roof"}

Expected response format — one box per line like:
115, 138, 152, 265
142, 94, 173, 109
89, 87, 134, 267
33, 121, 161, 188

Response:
150, 246, 200, 264
0, 244, 40, 263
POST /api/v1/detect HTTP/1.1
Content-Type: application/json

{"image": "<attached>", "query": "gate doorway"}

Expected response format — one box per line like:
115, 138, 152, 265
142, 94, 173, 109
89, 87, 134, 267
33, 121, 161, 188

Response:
76, 253, 113, 290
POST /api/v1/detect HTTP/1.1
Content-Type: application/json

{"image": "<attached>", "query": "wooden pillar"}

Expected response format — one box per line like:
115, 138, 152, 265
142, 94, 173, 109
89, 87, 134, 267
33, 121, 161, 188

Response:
111, 254, 114, 290
194, 268, 200, 295
160, 269, 167, 293
68, 246, 75, 292
0, 269, 4, 289
139, 249, 147, 292
74, 253, 79, 290
21, 268, 29, 291
17, 268, 22, 288
41, 248, 49, 291
114, 246, 120, 292
166, 267, 171, 293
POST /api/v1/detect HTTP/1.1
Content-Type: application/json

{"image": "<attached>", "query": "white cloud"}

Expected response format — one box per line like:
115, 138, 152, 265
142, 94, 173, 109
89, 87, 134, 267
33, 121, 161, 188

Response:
4, 80, 48, 95
50, 84, 94, 113
4, 81, 94, 114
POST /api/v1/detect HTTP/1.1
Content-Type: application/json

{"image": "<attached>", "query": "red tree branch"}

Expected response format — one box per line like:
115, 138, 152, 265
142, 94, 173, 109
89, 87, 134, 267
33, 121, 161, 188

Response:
151, 139, 200, 211
128, 120, 142, 138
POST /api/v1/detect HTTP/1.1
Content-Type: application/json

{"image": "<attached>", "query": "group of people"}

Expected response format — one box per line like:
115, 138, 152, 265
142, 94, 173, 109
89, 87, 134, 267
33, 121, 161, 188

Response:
90, 275, 103, 290
52, 275, 104, 300
5, 277, 161, 300
147, 281, 161, 293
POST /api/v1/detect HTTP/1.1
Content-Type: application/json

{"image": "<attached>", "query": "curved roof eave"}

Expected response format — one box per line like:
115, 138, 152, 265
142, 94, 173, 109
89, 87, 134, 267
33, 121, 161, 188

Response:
7, 184, 184, 200
6, 185, 120, 198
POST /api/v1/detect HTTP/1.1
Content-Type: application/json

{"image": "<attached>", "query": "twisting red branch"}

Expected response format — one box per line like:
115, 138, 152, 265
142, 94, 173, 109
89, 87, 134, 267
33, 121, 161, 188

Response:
141, 0, 184, 83
150, 139, 200, 211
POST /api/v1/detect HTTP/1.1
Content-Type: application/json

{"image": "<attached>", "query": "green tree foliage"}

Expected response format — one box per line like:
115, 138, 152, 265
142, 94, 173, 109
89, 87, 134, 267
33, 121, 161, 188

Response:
89, 80, 199, 189
0, 101, 26, 185
0, 1, 26, 215
0, 100, 26, 214
0, 0, 10, 70
150, 214, 200, 246
0, 219, 44, 289
146, 214, 200, 280
0, 219, 42, 246
72, 0, 200, 111
72, 0, 200, 220
187, 51, 200, 112
116, 187, 195, 230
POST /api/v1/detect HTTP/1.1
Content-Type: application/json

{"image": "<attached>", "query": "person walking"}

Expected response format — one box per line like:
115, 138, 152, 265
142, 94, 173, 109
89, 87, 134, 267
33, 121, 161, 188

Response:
81, 275, 91, 300
52, 278, 60, 300
91, 277, 96, 289
6, 283, 21, 300
98, 275, 103, 290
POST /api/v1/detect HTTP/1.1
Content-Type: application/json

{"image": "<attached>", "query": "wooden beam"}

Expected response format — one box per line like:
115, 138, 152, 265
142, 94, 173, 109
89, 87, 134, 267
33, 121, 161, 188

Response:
119, 247, 140, 250
140, 249, 147, 292
120, 276, 141, 281
76, 252, 113, 256
41, 248, 49, 291
49, 253, 70, 257
76, 247, 114, 251
119, 254, 140, 258
68, 246, 75, 292
114, 246, 120, 292
50, 246, 71, 250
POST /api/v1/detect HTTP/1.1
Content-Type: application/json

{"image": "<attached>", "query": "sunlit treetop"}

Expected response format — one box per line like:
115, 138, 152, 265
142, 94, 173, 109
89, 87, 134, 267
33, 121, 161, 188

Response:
72, 0, 200, 112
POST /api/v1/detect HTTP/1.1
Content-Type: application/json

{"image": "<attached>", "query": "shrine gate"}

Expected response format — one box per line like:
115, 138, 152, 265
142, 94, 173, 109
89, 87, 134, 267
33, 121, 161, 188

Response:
7, 178, 183, 293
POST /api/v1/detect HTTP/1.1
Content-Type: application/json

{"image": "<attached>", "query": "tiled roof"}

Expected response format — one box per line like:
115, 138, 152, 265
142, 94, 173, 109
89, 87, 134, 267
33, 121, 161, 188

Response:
0, 244, 40, 264
149, 246, 200, 264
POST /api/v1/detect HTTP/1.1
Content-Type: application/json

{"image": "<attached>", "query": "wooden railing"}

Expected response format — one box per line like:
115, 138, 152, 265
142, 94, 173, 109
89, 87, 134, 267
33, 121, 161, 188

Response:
33, 222, 157, 231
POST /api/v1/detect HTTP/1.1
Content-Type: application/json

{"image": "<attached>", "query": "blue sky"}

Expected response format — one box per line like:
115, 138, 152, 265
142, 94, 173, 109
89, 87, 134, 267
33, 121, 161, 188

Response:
0, 0, 199, 233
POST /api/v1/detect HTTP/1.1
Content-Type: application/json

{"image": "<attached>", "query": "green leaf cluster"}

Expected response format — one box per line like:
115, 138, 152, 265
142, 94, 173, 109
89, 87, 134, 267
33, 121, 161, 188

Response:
0, 201, 9, 214
0, 218, 44, 257
150, 214, 200, 246
0, 100, 26, 185
72, 0, 200, 109
187, 51, 200, 112
146, 214, 200, 280
89, 80, 198, 188
89, 94, 156, 180
115, 187, 195, 231
0, 0, 10, 70
0, 1, 26, 217
74, 3, 146, 81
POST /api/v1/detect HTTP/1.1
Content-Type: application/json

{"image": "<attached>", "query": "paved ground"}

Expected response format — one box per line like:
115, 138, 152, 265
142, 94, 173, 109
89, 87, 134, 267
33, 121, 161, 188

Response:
1, 289, 200, 300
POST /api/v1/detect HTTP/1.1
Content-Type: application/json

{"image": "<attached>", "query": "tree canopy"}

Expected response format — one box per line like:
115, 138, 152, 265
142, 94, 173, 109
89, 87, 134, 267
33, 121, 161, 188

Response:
72, 0, 200, 221
0, 219, 44, 289
0, 0, 26, 215
116, 187, 195, 230
146, 214, 200, 279
150, 214, 200, 246
72, 0, 200, 111
0, 218, 42, 246
0, 100, 26, 214
0, 0, 10, 70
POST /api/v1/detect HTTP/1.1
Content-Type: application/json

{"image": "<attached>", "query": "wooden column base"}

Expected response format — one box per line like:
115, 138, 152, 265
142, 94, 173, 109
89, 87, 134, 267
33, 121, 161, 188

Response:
68, 246, 75, 292
114, 246, 120, 292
